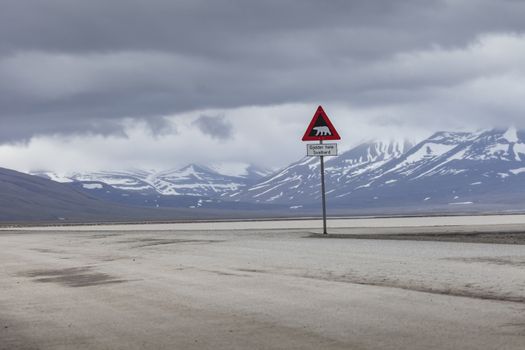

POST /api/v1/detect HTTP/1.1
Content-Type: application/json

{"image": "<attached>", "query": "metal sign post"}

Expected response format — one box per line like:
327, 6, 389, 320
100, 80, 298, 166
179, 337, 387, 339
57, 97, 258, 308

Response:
319, 140, 327, 234
301, 106, 341, 235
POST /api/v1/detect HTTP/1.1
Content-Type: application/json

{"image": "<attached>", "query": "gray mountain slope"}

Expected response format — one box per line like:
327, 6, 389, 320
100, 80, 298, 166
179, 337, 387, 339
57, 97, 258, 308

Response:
0, 167, 166, 222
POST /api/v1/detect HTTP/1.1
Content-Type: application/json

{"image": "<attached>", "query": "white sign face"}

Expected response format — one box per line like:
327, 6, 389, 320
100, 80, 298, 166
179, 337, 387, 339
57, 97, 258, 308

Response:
307, 143, 338, 156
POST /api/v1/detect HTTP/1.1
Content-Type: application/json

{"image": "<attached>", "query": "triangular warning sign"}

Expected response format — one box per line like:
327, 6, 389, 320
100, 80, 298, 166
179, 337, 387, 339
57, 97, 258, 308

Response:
302, 106, 341, 141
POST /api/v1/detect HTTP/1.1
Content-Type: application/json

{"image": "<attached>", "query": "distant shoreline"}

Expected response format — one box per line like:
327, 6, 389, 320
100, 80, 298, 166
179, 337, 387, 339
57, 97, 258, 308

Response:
4, 210, 525, 228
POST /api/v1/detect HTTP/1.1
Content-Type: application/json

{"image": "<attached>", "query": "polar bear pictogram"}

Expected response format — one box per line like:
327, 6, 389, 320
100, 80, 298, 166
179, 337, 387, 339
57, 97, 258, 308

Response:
313, 126, 331, 136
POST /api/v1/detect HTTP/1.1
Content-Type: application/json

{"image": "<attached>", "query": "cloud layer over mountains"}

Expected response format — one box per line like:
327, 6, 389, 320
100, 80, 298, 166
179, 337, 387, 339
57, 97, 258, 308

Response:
2, 0, 525, 171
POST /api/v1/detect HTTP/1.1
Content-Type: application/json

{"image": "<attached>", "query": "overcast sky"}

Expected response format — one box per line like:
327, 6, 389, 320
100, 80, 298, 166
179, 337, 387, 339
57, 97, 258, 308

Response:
2, 0, 525, 173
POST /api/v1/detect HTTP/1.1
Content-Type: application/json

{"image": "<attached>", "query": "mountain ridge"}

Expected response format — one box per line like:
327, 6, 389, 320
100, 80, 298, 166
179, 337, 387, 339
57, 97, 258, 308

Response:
32, 162, 272, 199
26, 127, 525, 214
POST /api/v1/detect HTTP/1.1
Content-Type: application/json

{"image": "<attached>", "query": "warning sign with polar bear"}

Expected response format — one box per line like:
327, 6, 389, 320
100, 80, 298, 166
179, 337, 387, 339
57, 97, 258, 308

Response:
302, 106, 341, 141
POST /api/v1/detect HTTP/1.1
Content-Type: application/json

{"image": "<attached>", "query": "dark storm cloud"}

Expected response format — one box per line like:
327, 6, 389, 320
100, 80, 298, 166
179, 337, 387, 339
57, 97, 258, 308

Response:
193, 115, 233, 140
2, 0, 525, 142
0, 115, 126, 144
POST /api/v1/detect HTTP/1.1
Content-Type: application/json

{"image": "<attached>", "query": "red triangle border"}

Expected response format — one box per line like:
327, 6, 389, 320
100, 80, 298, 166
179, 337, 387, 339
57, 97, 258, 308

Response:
302, 106, 341, 141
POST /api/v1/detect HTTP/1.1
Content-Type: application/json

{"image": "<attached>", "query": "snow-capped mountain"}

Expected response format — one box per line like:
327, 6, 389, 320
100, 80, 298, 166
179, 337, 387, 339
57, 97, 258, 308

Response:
32, 163, 271, 200
231, 140, 413, 205
30, 128, 525, 214
234, 128, 525, 211
147, 164, 253, 197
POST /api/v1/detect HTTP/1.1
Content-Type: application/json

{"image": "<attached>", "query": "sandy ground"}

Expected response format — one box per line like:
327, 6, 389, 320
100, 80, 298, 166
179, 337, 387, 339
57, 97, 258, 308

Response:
1, 222, 525, 349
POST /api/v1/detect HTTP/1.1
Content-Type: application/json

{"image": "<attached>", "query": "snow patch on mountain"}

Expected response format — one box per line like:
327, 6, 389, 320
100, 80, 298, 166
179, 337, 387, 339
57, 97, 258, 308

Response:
393, 143, 457, 171
209, 162, 272, 178
503, 126, 519, 143
31, 171, 74, 183
510, 167, 525, 175
82, 183, 103, 190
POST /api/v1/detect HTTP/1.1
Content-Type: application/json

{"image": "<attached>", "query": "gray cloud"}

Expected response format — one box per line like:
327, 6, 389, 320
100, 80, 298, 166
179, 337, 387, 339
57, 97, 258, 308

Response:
2, 0, 525, 143
193, 115, 233, 140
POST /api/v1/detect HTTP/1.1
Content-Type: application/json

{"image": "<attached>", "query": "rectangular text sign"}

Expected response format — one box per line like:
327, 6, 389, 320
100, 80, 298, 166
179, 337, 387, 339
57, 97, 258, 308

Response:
307, 143, 338, 156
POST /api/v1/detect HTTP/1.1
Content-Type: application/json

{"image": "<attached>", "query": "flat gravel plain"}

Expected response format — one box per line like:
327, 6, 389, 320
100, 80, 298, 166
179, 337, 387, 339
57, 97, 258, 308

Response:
1, 218, 525, 349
